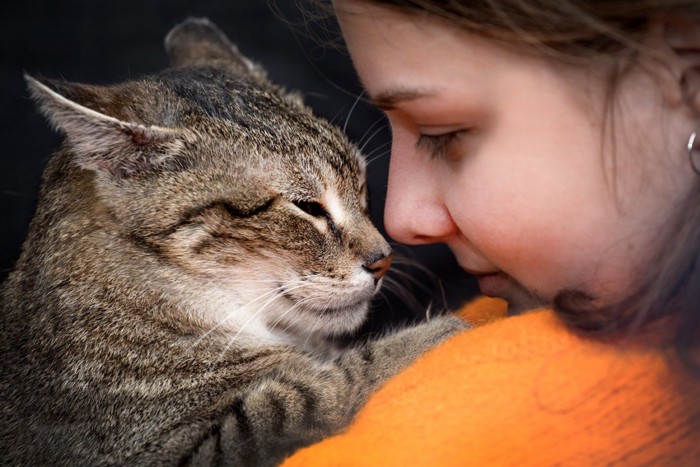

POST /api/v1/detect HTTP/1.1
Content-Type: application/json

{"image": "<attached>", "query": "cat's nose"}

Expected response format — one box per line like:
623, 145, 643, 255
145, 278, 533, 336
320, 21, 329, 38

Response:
363, 253, 393, 281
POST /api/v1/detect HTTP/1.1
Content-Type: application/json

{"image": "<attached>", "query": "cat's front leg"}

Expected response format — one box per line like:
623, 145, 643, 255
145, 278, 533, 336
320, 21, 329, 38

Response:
180, 314, 469, 466
338, 314, 471, 393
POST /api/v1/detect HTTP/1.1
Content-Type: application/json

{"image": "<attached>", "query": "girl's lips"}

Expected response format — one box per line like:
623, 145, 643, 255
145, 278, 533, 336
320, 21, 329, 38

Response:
475, 272, 509, 298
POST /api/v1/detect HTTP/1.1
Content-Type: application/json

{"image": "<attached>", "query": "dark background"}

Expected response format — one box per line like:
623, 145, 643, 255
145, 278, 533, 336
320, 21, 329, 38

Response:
0, 0, 477, 333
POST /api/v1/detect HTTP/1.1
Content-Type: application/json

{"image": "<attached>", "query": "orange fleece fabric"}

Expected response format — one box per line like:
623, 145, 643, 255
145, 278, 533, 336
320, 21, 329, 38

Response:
284, 297, 700, 465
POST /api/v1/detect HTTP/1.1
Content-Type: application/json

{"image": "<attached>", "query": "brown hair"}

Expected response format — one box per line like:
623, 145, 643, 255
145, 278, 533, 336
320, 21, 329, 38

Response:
340, 1, 698, 55
303, 0, 700, 373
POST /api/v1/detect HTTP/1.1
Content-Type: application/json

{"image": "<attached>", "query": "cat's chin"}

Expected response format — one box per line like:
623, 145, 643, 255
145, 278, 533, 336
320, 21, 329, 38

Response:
272, 299, 370, 341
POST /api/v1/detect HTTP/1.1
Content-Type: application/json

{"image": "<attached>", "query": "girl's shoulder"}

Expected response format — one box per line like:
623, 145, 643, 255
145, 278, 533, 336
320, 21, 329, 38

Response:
284, 297, 700, 466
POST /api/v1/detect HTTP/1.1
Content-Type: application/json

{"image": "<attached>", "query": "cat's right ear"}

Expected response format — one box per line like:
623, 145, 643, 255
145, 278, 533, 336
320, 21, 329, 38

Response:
165, 18, 257, 74
25, 74, 185, 178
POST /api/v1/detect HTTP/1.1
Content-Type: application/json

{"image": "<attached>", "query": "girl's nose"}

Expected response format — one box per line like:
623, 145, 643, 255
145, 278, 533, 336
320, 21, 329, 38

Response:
383, 127, 458, 245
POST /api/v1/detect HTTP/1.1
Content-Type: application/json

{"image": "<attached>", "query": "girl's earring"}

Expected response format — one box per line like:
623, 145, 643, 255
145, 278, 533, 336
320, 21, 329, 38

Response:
688, 131, 700, 176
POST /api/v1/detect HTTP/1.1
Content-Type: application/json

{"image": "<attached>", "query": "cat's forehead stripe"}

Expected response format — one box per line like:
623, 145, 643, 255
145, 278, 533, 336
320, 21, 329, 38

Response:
323, 187, 346, 226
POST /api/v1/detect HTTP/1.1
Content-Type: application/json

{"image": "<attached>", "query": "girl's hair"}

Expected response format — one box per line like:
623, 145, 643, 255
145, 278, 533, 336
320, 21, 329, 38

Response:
332, 1, 700, 57
304, 0, 700, 373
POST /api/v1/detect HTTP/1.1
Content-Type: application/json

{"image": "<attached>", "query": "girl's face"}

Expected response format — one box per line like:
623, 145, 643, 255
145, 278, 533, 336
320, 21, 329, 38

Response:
335, 1, 695, 313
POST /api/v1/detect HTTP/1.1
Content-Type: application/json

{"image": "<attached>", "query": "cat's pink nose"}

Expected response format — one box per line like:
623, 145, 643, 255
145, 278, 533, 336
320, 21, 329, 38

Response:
364, 253, 393, 280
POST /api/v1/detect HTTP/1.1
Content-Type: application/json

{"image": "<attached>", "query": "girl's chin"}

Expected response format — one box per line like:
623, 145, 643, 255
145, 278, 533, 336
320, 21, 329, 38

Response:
475, 272, 510, 298
506, 296, 548, 315
477, 273, 548, 315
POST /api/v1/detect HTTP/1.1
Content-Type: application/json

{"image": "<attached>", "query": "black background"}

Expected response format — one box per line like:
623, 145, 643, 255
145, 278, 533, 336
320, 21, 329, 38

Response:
0, 0, 477, 333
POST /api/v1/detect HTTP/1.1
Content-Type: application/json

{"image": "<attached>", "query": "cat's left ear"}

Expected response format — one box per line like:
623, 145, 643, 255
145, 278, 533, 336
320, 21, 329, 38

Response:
26, 74, 185, 178
165, 18, 257, 74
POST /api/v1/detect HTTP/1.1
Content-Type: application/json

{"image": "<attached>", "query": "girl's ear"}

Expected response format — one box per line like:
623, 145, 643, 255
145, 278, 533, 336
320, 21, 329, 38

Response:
664, 16, 700, 114
650, 16, 700, 113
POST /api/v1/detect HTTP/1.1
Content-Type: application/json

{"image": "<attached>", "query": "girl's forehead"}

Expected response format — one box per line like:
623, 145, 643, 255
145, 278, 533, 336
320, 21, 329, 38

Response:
336, 3, 565, 103
338, 8, 482, 76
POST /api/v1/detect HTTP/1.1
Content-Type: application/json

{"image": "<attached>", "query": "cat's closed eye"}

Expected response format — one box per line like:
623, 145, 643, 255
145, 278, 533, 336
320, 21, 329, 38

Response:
293, 199, 328, 219
221, 199, 275, 219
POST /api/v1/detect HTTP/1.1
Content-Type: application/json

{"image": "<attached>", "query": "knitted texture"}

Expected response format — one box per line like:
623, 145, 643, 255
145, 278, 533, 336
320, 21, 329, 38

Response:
284, 298, 700, 465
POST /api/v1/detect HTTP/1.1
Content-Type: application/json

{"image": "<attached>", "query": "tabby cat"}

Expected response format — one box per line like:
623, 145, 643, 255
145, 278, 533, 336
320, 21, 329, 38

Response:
0, 18, 468, 466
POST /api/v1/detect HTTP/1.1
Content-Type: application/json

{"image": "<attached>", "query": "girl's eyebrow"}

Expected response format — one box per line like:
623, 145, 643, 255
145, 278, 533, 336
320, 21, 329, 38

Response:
369, 87, 437, 111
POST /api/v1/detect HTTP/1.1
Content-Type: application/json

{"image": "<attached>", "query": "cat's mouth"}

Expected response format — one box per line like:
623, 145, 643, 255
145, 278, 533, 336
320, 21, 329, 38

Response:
310, 300, 369, 316
279, 286, 370, 315
282, 293, 369, 315
271, 285, 371, 337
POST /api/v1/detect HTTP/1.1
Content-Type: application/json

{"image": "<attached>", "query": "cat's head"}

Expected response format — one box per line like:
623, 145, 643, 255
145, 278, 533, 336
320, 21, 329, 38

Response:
26, 18, 391, 343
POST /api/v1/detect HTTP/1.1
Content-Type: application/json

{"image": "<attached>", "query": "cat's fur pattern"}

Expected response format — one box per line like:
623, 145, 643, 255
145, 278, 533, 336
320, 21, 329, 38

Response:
0, 18, 468, 466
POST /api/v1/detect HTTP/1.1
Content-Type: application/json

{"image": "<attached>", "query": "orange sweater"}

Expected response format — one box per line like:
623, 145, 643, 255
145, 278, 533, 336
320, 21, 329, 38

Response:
284, 297, 700, 465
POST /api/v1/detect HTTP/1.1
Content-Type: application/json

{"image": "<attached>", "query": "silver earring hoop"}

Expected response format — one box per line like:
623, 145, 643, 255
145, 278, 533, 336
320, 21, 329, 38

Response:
689, 131, 700, 176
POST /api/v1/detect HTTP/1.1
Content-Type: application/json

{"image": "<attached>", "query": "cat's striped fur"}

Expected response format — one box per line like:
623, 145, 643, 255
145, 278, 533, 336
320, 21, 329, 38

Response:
0, 19, 468, 466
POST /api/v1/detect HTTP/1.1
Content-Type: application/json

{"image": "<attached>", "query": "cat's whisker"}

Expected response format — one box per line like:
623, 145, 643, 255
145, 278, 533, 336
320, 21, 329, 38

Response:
357, 115, 386, 147
328, 104, 349, 127
359, 122, 390, 155
268, 293, 313, 329
387, 266, 439, 297
361, 142, 388, 160
343, 91, 366, 134
391, 254, 440, 275
262, 286, 321, 332
381, 275, 427, 317
189, 283, 290, 348
364, 143, 391, 167
274, 284, 337, 317
267, 303, 317, 340
221, 281, 317, 352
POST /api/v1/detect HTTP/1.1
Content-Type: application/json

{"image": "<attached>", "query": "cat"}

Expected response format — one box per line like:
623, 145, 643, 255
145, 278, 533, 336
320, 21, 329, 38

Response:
0, 18, 468, 466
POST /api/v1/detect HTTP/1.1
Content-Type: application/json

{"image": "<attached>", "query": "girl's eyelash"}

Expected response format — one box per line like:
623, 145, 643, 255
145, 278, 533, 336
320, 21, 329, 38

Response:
415, 132, 461, 159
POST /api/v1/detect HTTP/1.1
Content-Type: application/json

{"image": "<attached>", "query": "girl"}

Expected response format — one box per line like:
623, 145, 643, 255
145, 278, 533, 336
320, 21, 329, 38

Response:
284, 0, 700, 464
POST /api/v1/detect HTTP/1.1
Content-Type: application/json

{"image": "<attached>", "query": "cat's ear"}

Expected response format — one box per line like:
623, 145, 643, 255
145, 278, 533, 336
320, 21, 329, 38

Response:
165, 18, 256, 74
25, 74, 184, 178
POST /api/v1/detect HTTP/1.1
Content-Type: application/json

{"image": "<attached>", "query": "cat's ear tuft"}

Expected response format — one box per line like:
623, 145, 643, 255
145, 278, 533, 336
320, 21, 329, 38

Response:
25, 74, 184, 178
165, 18, 256, 73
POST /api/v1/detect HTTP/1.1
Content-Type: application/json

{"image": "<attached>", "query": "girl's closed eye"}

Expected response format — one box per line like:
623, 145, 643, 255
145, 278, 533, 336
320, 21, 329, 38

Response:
416, 130, 467, 160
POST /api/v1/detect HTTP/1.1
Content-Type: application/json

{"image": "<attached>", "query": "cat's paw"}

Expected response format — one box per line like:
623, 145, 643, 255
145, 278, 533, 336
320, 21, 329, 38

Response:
355, 314, 470, 383
423, 313, 472, 342
396, 314, 470, 356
